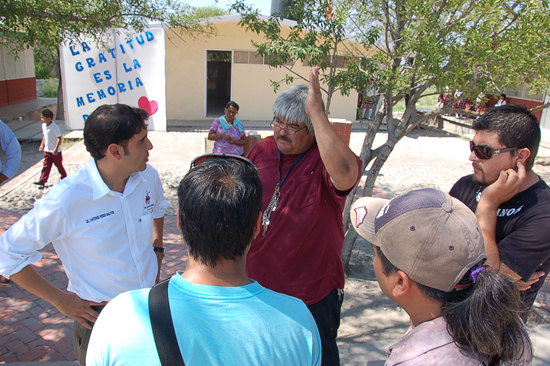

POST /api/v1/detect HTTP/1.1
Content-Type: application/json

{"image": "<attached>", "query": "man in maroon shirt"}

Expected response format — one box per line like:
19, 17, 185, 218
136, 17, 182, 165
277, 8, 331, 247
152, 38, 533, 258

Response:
246, 66, 362, 366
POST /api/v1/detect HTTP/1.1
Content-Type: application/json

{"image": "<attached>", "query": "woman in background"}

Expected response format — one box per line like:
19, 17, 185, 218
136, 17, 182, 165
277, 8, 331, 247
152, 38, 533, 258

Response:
208, 101, 246, 156
496, 93, 507, 107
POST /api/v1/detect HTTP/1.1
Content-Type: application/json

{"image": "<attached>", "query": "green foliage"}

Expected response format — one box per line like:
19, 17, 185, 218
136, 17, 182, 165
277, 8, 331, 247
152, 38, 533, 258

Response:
193, 5, 229, 19
232, 0, 360, 113
351, 0, 550, 108
33, 45, 59, 79
231, 0, 550, 267
232, 0, 550, 119
37, 79, 59, 98
0, 0, 216, 53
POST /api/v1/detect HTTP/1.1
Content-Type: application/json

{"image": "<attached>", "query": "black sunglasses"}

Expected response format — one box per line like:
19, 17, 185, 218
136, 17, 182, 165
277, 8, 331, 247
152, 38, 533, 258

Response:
190, 153, 257, 169
469, 141, 518, 160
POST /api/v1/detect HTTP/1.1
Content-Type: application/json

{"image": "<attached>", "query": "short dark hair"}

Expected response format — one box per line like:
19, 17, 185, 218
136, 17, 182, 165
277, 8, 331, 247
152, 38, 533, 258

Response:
375, 246, 531, 366
41, 109, 54, 119
500, 93, 506, 99
177, 158, 262, 267
473, 104, 540, 170
84, 104, 148, 160
225, 101, 240, 111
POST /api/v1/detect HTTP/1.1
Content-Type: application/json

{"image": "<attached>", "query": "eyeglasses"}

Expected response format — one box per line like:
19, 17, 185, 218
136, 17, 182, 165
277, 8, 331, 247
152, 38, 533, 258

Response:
271, 117, 307, 135
190, 153, 257, 169
469, 141, 518, 160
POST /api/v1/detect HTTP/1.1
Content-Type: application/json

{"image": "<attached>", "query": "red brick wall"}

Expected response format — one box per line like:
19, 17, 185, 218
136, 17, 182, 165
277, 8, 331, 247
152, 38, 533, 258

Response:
486, 95, 543, 120
330, 121, 352, 146
243, 135, 261, 157
5, 77, 37, 105
0, 80, 8, 107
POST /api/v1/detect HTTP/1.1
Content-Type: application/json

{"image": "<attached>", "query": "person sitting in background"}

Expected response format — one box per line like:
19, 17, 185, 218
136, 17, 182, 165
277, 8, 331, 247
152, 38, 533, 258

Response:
208, 101, 247, 156
476, 92, 487, 114
86, 155, 321, 366
351, 188, 532, 366
453, 91, 467, 119
496, 93, 507, 107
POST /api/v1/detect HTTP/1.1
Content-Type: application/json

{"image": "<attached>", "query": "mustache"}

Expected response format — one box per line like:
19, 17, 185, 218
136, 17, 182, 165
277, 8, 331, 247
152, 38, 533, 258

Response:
277, 135, 292, 143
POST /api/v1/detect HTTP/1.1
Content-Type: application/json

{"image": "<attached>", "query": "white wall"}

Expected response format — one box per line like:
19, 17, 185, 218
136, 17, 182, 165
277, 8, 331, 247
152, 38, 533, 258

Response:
0, 44, 35, 81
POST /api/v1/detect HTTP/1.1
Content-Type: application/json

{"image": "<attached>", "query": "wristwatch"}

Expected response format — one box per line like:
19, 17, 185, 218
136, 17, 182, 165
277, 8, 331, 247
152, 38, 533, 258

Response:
153, 247, 165, 257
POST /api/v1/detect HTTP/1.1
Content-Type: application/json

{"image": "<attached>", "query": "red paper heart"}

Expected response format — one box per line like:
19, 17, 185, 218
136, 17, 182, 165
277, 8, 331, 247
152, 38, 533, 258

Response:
138, 96, 158, 116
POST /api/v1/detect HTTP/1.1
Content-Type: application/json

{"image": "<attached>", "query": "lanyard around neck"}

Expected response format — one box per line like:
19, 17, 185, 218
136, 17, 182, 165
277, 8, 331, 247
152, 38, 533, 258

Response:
262, 150, 306, 236
278, 149, 305, 188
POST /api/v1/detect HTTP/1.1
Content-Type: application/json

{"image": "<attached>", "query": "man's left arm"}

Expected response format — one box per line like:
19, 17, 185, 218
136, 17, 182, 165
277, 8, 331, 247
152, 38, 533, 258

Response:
153, 217, 164, 283
306, 67, 360, 192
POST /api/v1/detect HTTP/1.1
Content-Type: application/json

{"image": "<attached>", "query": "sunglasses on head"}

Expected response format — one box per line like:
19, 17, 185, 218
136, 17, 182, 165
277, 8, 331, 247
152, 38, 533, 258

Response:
190, 153, 257, 169
469, 141, 518, 160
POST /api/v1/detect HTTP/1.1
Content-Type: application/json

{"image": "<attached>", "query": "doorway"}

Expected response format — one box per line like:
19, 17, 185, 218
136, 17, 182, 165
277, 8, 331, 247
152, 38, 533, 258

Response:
206, 51, 232, 117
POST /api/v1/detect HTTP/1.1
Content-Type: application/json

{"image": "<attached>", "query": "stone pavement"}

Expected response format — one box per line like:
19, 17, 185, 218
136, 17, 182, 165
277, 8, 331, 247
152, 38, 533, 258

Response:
2, 125, 550, 364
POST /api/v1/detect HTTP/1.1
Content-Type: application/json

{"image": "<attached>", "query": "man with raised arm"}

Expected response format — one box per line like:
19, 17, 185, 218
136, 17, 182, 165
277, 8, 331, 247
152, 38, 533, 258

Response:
246, 66, 362, 365
0, 104, 169, 365
450, 104, 550, 320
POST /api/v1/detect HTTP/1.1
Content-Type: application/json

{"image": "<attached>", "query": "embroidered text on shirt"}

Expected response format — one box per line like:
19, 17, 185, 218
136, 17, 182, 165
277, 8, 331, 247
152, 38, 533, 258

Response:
85, 211, 115, 224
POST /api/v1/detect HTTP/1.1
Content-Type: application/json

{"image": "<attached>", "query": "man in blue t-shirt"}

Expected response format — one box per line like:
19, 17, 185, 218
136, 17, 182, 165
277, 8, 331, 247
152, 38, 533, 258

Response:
86, 155, 321, 366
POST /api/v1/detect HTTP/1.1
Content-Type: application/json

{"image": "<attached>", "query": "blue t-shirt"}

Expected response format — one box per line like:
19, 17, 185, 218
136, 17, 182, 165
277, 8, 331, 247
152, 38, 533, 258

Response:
87, 273, 322, 366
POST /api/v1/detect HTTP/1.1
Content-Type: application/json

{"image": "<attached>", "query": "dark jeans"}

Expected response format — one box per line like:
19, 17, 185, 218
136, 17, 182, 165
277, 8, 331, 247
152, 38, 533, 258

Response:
74, 305, 105, 366
39, 151, 67, 183
307, 289, 344, 366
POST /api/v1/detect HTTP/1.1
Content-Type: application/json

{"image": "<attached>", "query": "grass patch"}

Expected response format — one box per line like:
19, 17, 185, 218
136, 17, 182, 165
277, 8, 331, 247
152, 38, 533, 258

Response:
393, 90, 439, 113
37, 79, 59, 98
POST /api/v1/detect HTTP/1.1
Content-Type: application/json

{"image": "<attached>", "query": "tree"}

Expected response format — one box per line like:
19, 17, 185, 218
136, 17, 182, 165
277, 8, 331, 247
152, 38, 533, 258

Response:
0, 0, 217, 118
194, 5, 230, 19
232, 0, 374, 114
34, 44, 59, 79
232, 0, 550, 271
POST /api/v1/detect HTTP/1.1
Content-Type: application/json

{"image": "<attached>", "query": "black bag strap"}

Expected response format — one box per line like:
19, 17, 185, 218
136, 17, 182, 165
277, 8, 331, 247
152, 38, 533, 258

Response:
149, 278, 185, 366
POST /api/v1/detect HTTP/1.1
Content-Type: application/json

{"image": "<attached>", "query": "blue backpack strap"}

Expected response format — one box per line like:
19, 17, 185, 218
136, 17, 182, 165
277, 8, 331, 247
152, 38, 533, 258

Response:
148, 278, 185, 366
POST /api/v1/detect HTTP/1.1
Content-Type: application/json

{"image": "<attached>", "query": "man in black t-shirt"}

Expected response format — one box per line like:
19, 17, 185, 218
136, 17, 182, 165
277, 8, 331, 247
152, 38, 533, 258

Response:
450, 104, 550, 319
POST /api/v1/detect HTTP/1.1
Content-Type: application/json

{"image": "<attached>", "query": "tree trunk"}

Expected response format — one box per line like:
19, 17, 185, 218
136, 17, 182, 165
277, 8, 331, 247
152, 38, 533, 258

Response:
56, 49, 65, 121
342, 141, 396, 273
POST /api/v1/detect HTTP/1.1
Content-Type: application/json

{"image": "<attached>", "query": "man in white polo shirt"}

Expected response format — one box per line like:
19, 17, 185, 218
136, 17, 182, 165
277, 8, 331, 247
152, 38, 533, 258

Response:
0, 104, 169, 365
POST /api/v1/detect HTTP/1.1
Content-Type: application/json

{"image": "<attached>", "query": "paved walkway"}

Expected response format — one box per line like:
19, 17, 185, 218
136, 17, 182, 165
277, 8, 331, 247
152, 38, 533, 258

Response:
2, 121, 550, 364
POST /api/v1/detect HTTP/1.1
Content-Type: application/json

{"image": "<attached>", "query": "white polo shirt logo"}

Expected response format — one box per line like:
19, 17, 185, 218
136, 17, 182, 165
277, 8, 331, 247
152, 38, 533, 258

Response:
144, 190, 155, 213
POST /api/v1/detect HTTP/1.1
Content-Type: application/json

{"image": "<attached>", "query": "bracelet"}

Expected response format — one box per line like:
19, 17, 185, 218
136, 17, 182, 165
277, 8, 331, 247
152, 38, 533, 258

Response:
153, 247, 165, 257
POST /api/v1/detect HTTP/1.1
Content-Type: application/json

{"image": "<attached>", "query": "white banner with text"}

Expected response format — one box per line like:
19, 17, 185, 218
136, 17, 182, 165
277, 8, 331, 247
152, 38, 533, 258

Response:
60, 28, 166, 131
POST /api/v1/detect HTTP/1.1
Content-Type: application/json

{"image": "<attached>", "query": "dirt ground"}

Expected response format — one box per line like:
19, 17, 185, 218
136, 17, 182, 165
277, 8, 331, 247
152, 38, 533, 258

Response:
0, 139, 79, 182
